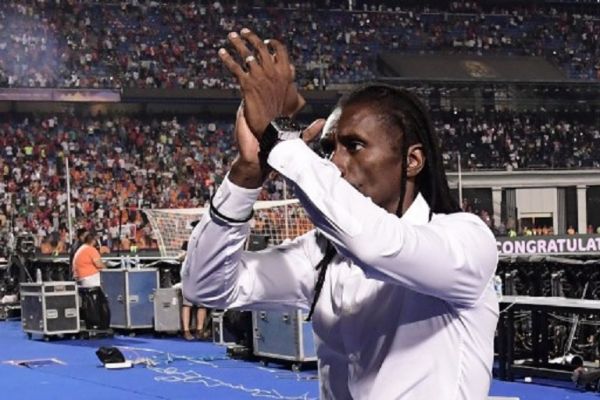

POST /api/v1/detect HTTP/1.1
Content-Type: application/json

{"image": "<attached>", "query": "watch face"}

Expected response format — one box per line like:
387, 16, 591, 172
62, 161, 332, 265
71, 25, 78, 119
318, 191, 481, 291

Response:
273, 117, 301, 132
271, 117, 303, 141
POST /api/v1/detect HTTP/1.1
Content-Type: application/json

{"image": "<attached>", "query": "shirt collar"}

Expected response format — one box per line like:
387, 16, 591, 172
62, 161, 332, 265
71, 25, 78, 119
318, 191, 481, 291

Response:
400, 193, 431, 225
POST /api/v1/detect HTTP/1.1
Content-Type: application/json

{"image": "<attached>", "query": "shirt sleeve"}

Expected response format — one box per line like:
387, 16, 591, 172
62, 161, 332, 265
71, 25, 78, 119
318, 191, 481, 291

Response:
91, 247, 101, 262
182, 174, 321, 311
267, 139, 498, 307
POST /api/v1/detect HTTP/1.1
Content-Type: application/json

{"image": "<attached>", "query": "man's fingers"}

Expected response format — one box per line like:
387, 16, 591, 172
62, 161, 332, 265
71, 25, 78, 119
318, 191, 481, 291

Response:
240, 28, 273, 71
244, 55, 259, 73
302, 119, 326, 143
219, 48, 246, 81
267, 39, 291, 72
228, 32, 253, 60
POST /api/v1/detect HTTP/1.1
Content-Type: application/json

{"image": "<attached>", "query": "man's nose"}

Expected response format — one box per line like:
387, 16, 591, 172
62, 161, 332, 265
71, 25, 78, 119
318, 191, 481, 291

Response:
330, 150, 346, 177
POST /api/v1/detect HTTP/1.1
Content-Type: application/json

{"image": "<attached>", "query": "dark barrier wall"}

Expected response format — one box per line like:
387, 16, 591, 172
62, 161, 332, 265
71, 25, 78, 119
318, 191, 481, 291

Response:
378, 53, 566, 81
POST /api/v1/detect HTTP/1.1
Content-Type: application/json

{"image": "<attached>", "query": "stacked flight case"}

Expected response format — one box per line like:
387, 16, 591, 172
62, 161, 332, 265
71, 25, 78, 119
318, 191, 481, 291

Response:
153, 286, 182, 334
101, 268, 158, 330
20, 281, 80, 339
253, 309, 317, 371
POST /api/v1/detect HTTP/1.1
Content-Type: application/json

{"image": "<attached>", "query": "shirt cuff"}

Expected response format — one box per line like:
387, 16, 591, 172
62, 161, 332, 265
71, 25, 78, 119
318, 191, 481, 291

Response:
211, 173, 262, 221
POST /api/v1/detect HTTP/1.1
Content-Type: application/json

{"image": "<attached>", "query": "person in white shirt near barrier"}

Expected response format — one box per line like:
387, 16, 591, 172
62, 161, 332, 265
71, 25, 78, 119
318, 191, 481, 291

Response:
182, 28, 499, 399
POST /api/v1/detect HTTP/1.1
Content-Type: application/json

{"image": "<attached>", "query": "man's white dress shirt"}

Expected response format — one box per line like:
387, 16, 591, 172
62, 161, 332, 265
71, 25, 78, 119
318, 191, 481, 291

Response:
183, 139, 499, 399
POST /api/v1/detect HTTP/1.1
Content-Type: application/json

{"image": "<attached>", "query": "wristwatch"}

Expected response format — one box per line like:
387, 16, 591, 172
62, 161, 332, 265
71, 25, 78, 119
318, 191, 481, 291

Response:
259, 117, 303, 162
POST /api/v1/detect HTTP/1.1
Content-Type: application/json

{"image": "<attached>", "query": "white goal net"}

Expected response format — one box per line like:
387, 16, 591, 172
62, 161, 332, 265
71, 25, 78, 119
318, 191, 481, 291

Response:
143, 199, 314, 258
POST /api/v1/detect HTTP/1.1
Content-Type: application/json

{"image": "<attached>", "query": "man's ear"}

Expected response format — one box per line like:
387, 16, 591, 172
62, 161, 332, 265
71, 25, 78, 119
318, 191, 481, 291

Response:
406, 144, 425, 178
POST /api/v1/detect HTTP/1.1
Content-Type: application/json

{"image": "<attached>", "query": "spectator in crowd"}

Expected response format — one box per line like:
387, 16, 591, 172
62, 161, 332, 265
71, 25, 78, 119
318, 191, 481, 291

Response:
72, 231, 105, 287
69, 227, 87, 275
180, 294, 209, 341
178, 240, 209, 341
73, 230, 112, 332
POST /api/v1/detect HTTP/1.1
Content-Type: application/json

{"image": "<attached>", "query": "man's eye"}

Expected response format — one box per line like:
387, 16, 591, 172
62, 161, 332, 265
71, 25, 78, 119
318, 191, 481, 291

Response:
347, 141, 364, 153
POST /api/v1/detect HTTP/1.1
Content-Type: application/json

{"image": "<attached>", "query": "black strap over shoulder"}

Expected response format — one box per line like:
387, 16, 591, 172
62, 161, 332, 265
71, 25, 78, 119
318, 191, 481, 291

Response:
306, 238, 337, 321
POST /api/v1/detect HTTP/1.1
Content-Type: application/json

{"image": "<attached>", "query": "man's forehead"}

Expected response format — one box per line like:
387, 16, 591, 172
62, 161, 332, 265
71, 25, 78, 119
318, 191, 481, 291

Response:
321, 107, 342, 139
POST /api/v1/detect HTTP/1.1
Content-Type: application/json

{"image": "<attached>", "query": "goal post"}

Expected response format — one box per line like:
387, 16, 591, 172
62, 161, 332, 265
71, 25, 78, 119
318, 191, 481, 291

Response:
143, 199, 314, 258
142, 208, 206, 258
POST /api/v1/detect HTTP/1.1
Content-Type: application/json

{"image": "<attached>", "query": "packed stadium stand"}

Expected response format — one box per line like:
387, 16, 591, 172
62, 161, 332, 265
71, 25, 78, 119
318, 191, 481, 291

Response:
0, 0, 598, 255
0, 106, 598, 253
0, 0, 599, 89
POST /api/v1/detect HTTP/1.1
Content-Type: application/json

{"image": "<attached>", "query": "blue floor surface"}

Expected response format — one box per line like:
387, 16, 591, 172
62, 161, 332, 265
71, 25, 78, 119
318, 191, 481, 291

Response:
0, 320, 597, 399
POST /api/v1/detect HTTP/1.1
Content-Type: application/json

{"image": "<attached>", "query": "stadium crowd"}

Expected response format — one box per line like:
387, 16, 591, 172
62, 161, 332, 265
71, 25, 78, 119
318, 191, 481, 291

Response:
0, 110, 598, 253
0, 0, 598, 252
0, 114, 235, 254
0, 0, 599, 89
438, 111, 600, 170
